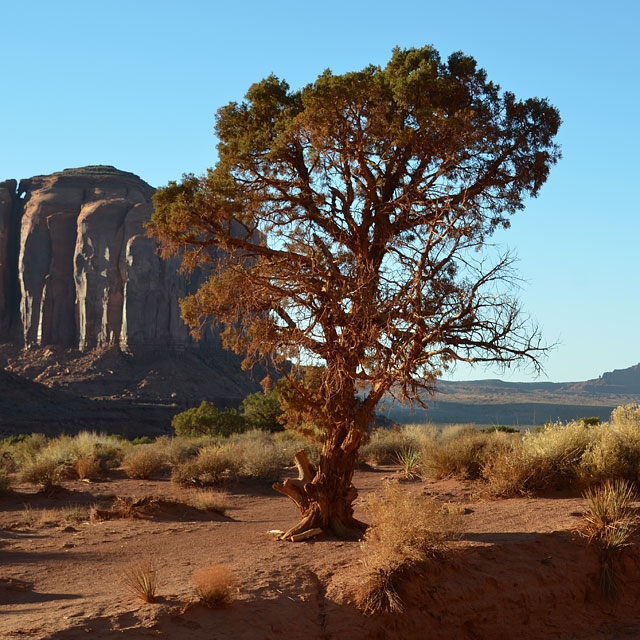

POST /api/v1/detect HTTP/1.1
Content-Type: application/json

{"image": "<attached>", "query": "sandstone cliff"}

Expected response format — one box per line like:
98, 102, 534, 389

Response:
0, 165, 218, 354
0, 167, 262, 434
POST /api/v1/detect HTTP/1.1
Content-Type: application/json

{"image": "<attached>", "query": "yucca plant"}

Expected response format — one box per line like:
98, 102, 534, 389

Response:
122, 557, 160, 603
581, 479, 639, 599
394, 448, 422, 480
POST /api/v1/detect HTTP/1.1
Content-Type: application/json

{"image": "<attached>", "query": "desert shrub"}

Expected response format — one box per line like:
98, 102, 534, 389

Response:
580, 479, 640, 599
183, 488, 228, 515
74, 456, 103, 480
172, 401, 248, 437
271, 431, 321, 466
122, 446, 166, 479
610, 403, 640, 429
194, 565, 236, 607
131, 436, 153, 445
153, 435, 211, 465
172, 445, 239, 487
422, 431, 503, 480
481, 438, 553, 496
241, 390, 283, 431
580, 417, 602, 426
480, 425, 520, 434
0, 470, 12, 495
1, 433, 48, 471
480, 421, 589, 495
122, 557, 159, 603
227, 430, 285, 479
359, 428, 418, 465
356, 482, 463, 614
20, 457, 63, 490
520, 420, 591, 484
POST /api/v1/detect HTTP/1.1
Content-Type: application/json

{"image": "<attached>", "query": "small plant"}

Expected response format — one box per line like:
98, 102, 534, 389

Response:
74, 456, 103, 480
20, 457, 62, 491
356, 482, 462, 614
580, 479, 640, 599
580, 417, 602, 427
122, 446, 165, 479
394, 448, 422, 479
184, 489, 228, 515
0, 470, 12, 496
122, 557, 160, 603
480, 425, 520, 434
194, 564, 236, 607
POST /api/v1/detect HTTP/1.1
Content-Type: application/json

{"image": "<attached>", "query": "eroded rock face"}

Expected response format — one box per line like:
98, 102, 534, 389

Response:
0, 166, 218, 355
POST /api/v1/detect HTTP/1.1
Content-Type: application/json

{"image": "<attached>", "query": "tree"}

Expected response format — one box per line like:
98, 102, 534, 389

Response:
151, 45, 561, 540
172, 401, 247, 437
241, 389, 284, 431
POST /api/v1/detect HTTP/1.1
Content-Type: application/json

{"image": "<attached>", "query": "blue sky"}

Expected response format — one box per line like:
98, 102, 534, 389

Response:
2, 0, 638, 383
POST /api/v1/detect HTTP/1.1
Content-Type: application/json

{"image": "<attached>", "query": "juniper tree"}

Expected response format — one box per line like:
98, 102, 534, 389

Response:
151, 45, 561, 540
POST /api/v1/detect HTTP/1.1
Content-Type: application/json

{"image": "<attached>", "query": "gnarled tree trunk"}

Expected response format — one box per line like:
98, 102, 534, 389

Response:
273, 427, 367, 541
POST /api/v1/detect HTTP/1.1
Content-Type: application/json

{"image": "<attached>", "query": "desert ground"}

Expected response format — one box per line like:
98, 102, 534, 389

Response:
2, 464, 640, 640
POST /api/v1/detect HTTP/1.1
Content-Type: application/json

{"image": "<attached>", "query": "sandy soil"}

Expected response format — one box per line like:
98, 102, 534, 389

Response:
2, 466, 640, 640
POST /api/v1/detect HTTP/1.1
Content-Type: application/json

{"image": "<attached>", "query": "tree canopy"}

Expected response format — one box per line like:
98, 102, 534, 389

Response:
152, 45, 560, 539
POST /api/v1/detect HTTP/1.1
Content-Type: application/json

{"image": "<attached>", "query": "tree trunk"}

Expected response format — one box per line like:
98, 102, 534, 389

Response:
273, 427, 367, 541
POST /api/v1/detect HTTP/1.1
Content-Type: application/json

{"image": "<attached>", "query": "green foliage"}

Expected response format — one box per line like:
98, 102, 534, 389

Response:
240, 390, 283, 431
480, 425, 520, 434
580, 417, 602, 426
131, 436, 153, 445
172, 401, 247, 437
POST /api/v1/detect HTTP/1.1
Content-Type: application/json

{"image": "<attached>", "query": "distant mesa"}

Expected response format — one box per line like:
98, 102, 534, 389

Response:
0, 166, 261, 434
0, 165, 218, 354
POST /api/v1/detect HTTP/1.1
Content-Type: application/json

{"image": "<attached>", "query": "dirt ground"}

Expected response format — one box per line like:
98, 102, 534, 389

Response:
2, 466, 640, 640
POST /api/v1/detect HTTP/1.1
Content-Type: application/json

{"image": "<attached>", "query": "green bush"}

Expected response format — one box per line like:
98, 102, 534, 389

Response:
172, 402, 248, 437
241, 391, 283, 431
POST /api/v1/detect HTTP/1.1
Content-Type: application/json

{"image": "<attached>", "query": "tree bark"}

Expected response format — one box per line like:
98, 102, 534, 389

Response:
273, 428, 368, 541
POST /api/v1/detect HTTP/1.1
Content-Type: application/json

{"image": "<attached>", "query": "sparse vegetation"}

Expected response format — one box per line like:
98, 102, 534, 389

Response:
580, 479, 640, 599
356, 482, 463, 614
122, 446, 166, 479
172, 401, 247, 437
183, 488, 228, 515
122, 557, 160, 603
193, 564, 236, 607
394, 448, 422, 479
20, 457, 63, 491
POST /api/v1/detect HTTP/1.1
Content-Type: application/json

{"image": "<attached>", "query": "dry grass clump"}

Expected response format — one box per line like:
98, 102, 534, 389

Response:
19, 504, 89, 528
580, 479, 640, 599
122, 557, 160, 603
227, 430, 285, 479
19, 458, 63, 491
356, 482, 463, 614
171, 445, 239, 487
122, 446, 166, 479
422, 430, 502, 481
357, 424, 436, 468
183, 488, 228, 515
194, 564, 237, 607
74, 455, 103, 480
0, 470, 12, 496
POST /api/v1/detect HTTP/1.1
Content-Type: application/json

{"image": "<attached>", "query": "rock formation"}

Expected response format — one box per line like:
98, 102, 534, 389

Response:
0, 166, 219, 355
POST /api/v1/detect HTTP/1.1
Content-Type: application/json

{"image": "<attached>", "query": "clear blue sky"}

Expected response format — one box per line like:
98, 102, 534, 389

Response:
2, 0, 638, 384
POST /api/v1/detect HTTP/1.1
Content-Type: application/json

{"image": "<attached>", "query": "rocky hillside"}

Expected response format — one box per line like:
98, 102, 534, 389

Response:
0, 166, 261, 435
0, 165, 222, 353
